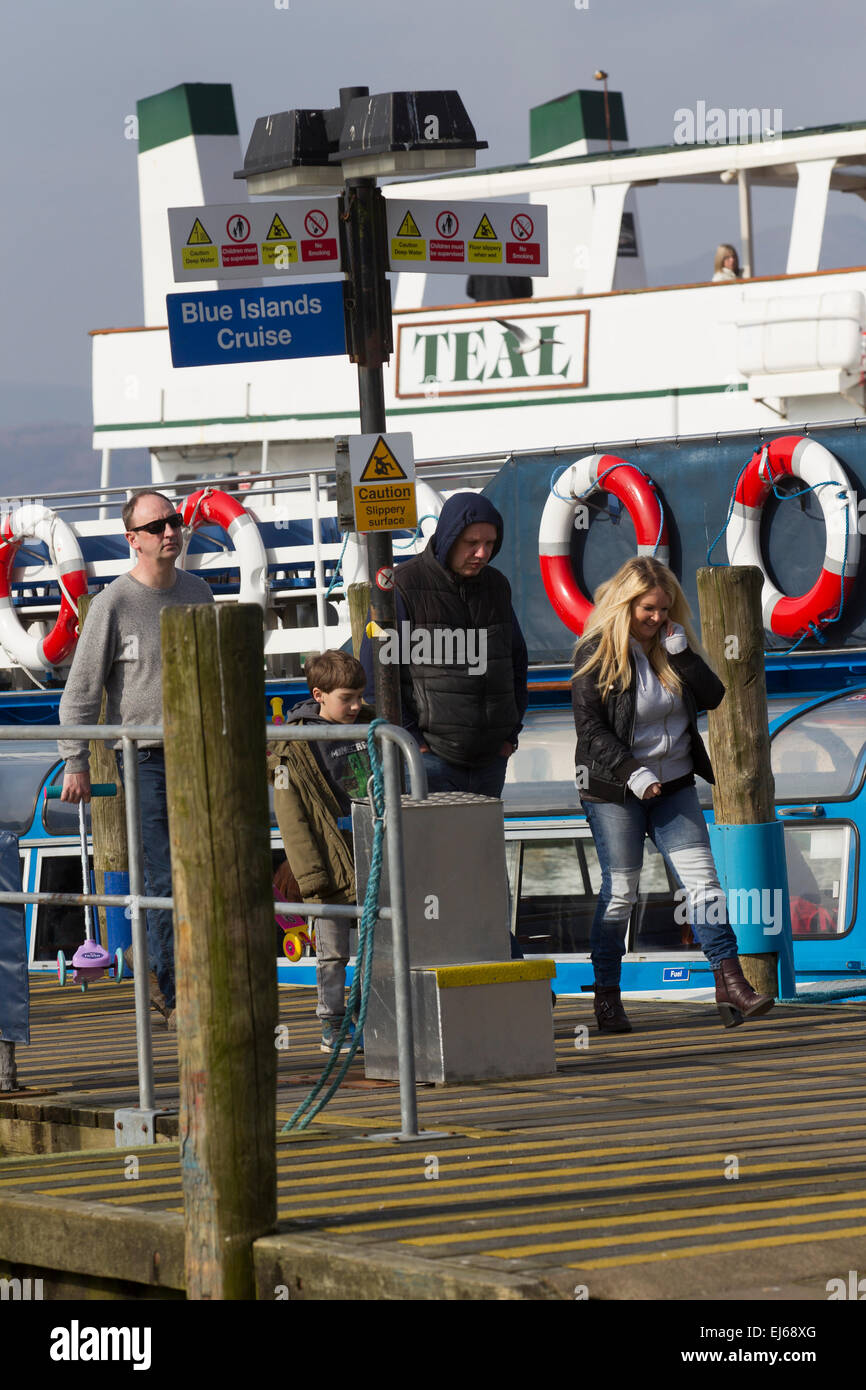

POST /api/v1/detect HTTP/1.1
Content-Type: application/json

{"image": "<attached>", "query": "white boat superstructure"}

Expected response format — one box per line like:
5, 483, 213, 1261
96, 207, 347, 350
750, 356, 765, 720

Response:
91, 82, 866, 495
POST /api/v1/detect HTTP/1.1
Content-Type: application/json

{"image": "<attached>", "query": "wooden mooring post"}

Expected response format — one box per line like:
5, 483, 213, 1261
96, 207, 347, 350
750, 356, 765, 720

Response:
161, 603, 277, 1300
696, 565, 780, 997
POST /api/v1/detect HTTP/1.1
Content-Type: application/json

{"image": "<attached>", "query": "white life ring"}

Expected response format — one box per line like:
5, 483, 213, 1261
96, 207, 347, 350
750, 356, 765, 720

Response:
179, 488, 268, 609
339, 480, 446, 590
0, 504, 88, 669
725, 436, 859, 638
538, 454, 669, 635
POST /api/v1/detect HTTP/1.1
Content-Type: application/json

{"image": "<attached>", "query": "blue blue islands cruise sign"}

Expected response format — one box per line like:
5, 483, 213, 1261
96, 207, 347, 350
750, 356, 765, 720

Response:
166, 281, 346, 368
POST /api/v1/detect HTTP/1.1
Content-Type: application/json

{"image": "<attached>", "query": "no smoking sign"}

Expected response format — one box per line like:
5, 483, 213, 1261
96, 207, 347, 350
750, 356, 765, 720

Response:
375, 566, 396, 591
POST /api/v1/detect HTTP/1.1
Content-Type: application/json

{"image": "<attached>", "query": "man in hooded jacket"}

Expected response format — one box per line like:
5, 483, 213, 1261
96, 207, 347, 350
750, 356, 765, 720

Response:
362, 492, 528, 797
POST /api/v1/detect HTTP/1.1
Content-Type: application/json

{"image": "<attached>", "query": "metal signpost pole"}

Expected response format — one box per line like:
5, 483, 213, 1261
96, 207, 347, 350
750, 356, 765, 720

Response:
341, 158, 401, 727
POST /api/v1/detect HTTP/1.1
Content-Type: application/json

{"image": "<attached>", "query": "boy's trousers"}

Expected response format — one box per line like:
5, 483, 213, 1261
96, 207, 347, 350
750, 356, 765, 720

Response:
315, 917, 352, 1021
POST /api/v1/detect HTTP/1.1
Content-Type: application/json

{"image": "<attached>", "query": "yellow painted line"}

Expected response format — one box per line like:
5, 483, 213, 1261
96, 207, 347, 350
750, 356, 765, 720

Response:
567, 1223, 866, 1271
26, 1146, 866, 1209
291, 1120, 866, 1171
398, 1189, 866, 1248
432, 961, 556, 988
488, 1205, 866, 1259
326, 1171, 866, 1235
276, 1160, 866, 1221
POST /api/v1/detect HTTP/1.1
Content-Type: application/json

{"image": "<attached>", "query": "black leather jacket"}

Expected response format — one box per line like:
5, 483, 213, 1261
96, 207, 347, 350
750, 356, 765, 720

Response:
571, 638, 725, 804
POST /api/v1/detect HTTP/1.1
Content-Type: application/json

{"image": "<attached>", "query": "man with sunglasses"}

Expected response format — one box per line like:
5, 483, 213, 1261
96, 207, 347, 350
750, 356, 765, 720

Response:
58, 490, 213, 1026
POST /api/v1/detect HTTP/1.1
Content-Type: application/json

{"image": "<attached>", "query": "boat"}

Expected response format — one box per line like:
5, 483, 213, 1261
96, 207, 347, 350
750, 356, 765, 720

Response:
3, 80, 866, 1000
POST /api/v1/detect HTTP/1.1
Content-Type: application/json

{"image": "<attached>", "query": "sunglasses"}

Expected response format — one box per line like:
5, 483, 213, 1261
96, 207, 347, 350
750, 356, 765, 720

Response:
128, 513, 185, 536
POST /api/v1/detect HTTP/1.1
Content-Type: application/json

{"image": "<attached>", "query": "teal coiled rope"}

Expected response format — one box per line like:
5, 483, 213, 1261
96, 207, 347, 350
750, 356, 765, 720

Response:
282, 716, 388, 1132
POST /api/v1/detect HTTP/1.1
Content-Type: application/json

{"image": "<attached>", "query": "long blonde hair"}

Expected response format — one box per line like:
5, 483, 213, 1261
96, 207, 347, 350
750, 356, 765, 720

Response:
572, 557, 706, 699
713, 243, 740, 276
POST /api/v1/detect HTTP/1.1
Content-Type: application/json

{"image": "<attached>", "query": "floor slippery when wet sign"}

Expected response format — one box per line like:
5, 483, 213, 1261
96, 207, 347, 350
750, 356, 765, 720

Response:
166, 282, 346, 368
386, 199, 548, 276
168, 200, 342, 281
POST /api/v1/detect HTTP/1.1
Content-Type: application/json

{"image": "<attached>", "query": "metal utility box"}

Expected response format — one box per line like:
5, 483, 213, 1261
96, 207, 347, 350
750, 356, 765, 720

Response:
353, 794, 556, 1083
352, 792, 512, 968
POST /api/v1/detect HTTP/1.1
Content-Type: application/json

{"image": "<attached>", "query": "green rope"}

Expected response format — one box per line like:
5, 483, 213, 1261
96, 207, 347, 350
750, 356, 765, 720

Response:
282, 717, 388, 1132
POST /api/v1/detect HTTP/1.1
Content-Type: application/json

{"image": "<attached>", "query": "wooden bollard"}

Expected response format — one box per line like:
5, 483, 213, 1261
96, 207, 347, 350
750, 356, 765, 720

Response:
348, 579, 371, 658
78, 596, 128, 941
696, 565, 779, 997
161, 604, 277, 1301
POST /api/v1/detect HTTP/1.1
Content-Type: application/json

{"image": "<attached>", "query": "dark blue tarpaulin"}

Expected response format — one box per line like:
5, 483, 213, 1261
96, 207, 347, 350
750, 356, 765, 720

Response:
0, 830, 29, 1044
483, 423, 866, 665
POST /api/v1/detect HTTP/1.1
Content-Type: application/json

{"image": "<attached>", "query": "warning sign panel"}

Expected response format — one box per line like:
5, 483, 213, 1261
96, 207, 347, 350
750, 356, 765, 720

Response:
469, 212, 502, 264
168, 199, 343, 282
359, 437, 408, 482
384, 199, 547, 278
473, 213, 498, 240
354, 485, 417, 532
348, 432, 416, 532
266, 213, 292, 240
182, 218, 219, 271
391, 209, 426, 261
397, 210, 422, 237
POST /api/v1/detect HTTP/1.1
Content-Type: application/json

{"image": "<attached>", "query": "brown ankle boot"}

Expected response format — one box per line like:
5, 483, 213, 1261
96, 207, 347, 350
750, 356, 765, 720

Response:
594, 985, 632, 1033
713, 957, 775, 1028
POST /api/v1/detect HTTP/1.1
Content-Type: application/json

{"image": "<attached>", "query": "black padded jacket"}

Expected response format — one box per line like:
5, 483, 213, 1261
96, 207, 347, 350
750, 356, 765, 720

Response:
571, 637, 725, 804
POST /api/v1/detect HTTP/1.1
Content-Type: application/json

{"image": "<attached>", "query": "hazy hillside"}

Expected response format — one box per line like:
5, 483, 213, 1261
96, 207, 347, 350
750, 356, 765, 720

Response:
0, 425, 150, 509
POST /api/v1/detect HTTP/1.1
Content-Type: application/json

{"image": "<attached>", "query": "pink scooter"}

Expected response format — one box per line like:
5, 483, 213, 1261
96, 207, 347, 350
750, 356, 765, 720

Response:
44, 783, 125, 990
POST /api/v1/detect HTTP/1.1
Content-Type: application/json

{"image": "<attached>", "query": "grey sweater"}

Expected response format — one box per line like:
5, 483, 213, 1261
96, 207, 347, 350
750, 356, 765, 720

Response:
58, 570, 214, 772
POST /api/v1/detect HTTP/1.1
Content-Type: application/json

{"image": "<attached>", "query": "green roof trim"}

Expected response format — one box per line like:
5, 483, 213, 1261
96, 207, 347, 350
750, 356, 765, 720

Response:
530, 89, 628, 156
137, 84, 238, 153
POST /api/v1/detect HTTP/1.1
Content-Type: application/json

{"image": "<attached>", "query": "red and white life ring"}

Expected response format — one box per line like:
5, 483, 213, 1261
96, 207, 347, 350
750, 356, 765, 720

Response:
725, 436, 860, 638
0, 505, 88, 669
538, 454, 670, 635
179, 488, 268, 609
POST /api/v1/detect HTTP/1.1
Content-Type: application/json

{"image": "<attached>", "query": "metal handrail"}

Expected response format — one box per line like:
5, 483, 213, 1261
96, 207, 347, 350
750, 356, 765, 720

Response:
1, 720, 427, 1138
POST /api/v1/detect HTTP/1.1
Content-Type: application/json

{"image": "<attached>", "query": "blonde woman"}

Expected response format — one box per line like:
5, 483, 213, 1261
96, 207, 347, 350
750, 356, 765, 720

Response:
572, 557, 774, 1033
712, 243, 741, 281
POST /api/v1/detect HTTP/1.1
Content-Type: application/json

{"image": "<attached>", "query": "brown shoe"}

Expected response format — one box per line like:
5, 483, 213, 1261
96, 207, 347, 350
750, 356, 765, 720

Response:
594, 985, 633, 1033
166, 1009, 177, 1031
713, 957, 775, 1028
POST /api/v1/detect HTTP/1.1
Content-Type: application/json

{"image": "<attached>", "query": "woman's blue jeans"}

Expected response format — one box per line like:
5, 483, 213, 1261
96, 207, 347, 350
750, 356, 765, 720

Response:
583, 785, 739, 988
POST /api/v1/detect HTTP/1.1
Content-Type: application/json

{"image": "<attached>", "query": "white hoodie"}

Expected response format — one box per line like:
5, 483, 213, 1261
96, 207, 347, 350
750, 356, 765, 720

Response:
626, 625, 693, 799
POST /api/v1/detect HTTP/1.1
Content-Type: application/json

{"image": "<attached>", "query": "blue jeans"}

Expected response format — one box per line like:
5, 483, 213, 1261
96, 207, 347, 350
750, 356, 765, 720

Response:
421, 751, 508, 798
583, 785, 739, 988
118, 748, 175, 1010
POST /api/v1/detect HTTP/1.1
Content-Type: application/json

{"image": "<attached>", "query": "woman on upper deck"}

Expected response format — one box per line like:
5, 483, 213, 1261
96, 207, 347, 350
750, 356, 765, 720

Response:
712, 243, 742, 281
571, 556, 774, 1034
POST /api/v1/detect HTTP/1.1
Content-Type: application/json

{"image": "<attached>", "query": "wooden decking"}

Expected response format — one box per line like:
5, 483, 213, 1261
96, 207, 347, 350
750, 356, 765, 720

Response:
1, 978, 864, 1300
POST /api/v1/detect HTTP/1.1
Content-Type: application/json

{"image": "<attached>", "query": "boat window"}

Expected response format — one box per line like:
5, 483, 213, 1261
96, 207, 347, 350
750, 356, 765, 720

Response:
513, 833, 687, 955
31, 851, 94, 961
0, 742, 65, 835
784, 823, 853, 938
771, 694, 866, 801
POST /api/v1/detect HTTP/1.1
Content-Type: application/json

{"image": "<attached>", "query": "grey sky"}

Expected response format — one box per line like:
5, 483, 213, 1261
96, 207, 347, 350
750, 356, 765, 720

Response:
2, 0, 864, 424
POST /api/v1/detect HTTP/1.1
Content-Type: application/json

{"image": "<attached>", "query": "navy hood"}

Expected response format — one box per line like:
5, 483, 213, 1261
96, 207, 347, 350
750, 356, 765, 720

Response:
430, 492, 504, 569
